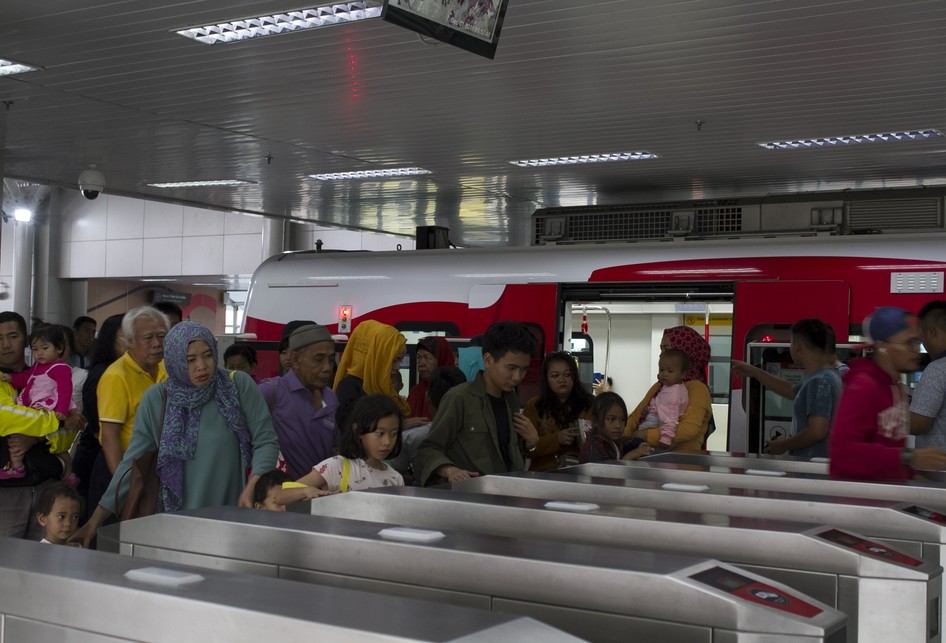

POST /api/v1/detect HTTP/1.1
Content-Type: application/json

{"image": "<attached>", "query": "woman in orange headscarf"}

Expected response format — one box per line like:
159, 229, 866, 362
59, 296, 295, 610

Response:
625, 326, 714, 452
333, 320, 413, 429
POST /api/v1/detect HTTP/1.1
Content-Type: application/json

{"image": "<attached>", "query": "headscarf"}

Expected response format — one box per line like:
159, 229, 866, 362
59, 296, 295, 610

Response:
333, 320, 410, 415
663, 326, 711, 384
408, 337, 456, 417
156, 321, 253, 513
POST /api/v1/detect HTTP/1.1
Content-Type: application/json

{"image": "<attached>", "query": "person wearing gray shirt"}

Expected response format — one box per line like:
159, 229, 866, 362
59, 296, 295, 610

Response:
911, 301, 946, 449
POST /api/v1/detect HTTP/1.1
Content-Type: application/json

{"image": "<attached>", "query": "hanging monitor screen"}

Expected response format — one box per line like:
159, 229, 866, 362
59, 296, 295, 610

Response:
382, 0, 510, 59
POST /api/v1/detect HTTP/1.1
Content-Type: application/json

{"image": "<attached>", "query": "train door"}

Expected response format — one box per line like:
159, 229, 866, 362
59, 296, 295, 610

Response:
730, 281, 850, 453
559, 283, 734, 451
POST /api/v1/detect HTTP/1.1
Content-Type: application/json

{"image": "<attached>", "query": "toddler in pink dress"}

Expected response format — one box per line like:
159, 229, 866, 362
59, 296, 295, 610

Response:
638, 349, 689, 448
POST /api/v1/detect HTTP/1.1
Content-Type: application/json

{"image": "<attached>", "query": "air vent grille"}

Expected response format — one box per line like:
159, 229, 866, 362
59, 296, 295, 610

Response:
847, 198, 943, 231
696, 207, 743, 234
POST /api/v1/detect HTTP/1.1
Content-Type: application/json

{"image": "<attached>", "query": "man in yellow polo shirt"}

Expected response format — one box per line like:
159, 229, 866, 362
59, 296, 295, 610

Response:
92, 307, 169, 499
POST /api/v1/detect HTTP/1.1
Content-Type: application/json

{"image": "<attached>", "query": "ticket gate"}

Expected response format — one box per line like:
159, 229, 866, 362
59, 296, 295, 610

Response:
113, 506, 846, 643
0, 537, 576, 642
563, 461, 946, 512
453, 472, 946, 563
307, 487, 939, 643
643, 451, 830, 475
455, 470, 946, 638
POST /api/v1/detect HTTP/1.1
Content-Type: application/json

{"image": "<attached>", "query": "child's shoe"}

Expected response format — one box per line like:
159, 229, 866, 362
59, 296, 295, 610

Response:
64, 473, 80, 486
0, 465, 26, 480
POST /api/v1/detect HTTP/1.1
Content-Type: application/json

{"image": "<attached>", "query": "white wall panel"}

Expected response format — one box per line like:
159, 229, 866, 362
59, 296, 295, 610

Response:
144, 201, 184, 238
182, 236, 224, 274
223, 212, 263, 235
105, 239, 143, 276
67, 194, 108, 243
222, 234, 262, 274
143, 237, 183, 275
182, 206, 225, 236
105, 196, 145, 240
69, 241, 107, 277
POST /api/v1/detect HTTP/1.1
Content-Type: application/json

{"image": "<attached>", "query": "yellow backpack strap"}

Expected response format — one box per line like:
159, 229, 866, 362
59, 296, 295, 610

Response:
339, 457, 350, 493
229, 370, 237, 379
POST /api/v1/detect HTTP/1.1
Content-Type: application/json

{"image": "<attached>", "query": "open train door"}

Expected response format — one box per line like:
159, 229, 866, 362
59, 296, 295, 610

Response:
730, 280, 850, 452
467, 283, 560, 403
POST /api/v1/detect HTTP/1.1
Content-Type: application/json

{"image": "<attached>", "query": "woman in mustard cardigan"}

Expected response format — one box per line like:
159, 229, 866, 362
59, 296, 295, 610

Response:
625, 326, 713, 452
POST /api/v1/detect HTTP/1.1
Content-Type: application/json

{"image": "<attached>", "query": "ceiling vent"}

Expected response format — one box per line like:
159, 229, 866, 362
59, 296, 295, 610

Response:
532, 202, 744, 245
846, 198, 942, 233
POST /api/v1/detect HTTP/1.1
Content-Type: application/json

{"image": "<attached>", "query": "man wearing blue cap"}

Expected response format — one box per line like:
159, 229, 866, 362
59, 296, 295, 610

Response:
830, 307, 946, 480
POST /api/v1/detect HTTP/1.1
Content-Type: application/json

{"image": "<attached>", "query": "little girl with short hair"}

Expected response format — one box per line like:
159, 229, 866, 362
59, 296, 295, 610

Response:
579, 392, 653, 463
275, 395, 404, 504
36, 482, 82, 546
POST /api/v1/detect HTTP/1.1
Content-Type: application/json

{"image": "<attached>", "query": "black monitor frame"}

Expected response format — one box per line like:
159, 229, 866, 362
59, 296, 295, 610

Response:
381, 0, 511, 59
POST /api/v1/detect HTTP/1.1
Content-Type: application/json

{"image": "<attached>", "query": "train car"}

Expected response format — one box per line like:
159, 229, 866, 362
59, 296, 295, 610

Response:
243, 232, 946, 452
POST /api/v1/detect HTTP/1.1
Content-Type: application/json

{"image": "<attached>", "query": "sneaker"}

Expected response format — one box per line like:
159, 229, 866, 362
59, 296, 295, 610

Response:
0, 465, 26, 480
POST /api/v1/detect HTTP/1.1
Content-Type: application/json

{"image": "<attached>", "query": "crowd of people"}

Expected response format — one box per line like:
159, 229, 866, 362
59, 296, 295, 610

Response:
3, 298, 946, 548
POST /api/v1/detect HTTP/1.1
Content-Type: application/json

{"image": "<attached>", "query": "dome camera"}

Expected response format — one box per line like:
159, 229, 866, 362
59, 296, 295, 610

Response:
78, 166, 105, 200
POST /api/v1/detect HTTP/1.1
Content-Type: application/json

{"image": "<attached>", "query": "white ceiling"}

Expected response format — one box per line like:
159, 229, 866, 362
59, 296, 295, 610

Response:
3, 0, 946, 247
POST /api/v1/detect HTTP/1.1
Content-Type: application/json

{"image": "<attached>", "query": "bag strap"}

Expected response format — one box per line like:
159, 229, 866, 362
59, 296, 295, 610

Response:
339, 456, 350, 493
115, 386, 167, 516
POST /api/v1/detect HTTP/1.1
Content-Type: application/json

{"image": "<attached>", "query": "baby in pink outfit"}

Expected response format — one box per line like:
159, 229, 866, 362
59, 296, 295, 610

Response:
0, 324, 76, 479
638, 349, 689, 448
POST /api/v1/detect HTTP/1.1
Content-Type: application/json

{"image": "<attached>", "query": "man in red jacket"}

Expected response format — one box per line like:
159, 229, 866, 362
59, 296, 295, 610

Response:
830, 307, 946, 480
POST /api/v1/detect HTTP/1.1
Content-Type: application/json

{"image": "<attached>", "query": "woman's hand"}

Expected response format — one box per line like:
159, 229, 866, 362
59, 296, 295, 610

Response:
238, 474, 261, 508
513, 414, 539, 449
70, 505, 110, 549
558, 428, 578, 446
622, 443, 654, 460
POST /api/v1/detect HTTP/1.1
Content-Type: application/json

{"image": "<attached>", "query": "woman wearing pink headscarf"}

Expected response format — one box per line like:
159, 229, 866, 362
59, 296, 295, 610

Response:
625, 326, 714, 452
407, 337, 456, 420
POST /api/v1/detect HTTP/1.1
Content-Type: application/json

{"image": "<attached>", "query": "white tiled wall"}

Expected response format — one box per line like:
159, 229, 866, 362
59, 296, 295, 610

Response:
62, 191, 265, 279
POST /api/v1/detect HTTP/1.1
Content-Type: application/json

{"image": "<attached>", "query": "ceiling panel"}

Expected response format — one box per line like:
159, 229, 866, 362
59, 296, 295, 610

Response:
2, 0, 946, 247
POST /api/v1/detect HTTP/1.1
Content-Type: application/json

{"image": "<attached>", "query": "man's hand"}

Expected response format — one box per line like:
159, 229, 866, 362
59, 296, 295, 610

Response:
436, 464, 479, 483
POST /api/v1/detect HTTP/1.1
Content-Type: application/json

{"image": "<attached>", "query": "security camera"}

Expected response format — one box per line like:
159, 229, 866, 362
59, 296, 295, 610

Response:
78, 165, 105, 200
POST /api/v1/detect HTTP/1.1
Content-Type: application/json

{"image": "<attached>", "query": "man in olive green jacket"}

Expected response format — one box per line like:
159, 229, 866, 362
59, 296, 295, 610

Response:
417, 321, 540, 486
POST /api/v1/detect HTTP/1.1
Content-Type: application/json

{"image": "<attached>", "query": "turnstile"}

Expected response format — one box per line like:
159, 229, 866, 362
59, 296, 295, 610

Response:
453, 471, 946, 564
114, 506, 846, 643
564, 460, 946, 512
0, 536, 576, 642
307, 486, 940, 643
643, 451, 830, 475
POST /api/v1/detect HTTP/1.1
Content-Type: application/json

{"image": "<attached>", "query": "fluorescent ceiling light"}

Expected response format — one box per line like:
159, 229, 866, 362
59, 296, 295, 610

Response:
147, 180, 253, 188
309, 167, 432, 180
759, 129, 943, 150
176, 2, 382, 44
509, 152, 659, 167
0, 58, 40, 76
13, 208, 32, 222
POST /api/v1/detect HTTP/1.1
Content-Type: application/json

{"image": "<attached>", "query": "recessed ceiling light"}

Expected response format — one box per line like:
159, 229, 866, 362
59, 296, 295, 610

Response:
509, 152, 659, 167
309, 167, 432, 180
147, 180, 254, 188
759, 129, 943, 150
13, 209, 32, 222
0, 58, 41, 76
175, 2, 382, 45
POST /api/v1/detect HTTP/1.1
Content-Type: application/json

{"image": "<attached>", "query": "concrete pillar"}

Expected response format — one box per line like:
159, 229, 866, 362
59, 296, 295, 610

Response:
12, 218, 33, 321
262, 217, 286, 259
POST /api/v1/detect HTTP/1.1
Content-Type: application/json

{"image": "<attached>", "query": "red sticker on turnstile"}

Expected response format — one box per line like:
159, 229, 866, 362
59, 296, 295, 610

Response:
903, 505, 946, 526
817, 528, 924, 567
689, 567, 823, 617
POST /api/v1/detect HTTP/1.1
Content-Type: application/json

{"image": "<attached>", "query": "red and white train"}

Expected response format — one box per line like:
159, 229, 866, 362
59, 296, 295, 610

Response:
243, 232, 946, 451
